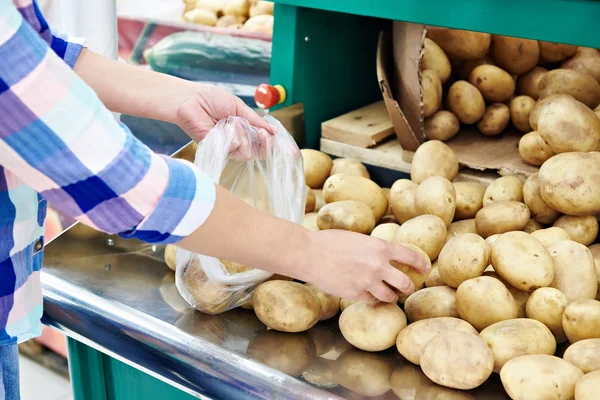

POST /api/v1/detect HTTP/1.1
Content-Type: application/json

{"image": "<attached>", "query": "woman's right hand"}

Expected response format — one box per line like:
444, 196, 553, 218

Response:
297, 229, 431, 303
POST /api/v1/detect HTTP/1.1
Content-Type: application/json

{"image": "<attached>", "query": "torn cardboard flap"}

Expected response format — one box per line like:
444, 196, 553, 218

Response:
377, 21, 540, 176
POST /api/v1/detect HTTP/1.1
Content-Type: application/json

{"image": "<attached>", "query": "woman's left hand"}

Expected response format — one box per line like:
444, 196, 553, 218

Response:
175, 83, 275, 142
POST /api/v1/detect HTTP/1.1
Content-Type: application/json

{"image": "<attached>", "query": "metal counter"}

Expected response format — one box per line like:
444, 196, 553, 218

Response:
41, 230, 512, 400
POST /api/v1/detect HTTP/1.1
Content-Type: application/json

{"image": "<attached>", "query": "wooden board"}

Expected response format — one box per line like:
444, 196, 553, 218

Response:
321, 101, 394, 148
321, 137, 499, 186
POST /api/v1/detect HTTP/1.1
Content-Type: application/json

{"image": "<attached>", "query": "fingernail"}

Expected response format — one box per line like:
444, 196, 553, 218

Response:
425, 261, 432, 272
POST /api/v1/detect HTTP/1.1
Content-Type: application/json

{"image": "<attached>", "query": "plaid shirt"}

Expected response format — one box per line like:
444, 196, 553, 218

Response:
0, 0, 216, 345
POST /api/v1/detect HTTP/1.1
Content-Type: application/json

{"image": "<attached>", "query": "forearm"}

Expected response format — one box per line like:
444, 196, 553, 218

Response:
177, 185, 316, 282
73, 48, 195, 124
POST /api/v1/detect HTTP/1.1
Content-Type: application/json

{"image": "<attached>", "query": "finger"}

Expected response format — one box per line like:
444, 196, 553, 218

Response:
236, 101, 275, 135
383, 267, 415, 296
355, 292, 377, 302
368, 282, 399, 303
388, 243, 431, 274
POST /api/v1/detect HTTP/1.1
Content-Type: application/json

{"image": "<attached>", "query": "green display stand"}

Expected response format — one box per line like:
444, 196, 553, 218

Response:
68, 339, 196, 400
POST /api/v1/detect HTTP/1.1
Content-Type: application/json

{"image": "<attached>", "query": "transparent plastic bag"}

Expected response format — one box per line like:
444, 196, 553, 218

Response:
175, 115, 305, 314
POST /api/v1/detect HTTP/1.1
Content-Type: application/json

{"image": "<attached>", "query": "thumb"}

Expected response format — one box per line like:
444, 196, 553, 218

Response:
236, 100, 276, 135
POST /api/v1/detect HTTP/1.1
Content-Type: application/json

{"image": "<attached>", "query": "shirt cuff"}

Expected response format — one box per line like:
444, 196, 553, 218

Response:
50, 29, 86, 68
118, 156, 217, 245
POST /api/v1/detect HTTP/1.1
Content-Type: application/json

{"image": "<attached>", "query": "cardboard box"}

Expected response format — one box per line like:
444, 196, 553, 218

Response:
376, 22, 538, 176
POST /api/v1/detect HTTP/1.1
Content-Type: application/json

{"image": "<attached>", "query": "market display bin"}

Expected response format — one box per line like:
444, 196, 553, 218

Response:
41, 1, 600, 399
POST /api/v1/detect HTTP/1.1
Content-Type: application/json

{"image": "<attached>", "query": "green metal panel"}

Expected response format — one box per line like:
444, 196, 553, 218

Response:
270, 5, 385, 149
68, 338, 197, 400
272, 0, 600, 48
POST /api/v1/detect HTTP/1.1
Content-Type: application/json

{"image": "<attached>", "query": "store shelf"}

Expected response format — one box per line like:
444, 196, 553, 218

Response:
272, 0, 600, 48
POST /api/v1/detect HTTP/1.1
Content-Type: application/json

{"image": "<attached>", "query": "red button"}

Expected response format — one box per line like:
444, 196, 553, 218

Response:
254, 84, 286, 109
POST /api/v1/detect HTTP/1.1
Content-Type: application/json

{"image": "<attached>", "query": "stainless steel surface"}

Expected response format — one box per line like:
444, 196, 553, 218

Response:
41, 231, 513, 400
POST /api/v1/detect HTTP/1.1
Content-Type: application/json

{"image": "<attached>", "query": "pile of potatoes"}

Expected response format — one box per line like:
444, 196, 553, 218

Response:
420, 27, 600, 166
292, 143, 600, 398
182, 0, 274, 33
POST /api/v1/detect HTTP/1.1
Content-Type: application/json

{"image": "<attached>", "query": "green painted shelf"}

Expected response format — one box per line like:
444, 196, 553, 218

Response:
269, 0, 600, 150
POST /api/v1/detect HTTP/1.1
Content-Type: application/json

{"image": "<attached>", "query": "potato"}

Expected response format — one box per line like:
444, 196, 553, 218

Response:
424, 110, 460, 141
404, 286, 458, 322
539, 69, 600, 109
588, 244, 600, 300
553, 215, 599, 246
483, 176, 525, 206
390, 243, 432, 289
518, 131, 555, 166
395, 215, 447, 260
370, 223, 400, 242
396, 317, 477, 365
249, 0, 274, 17
305, 284, 340, 321
425, 264, 445, 287
422, 38, 452, 83
410, 140, 459, 184
539, 42, 578, 63
563, 339, 600, 373
469, 65, 515, 103
510, 95, 536, 133
241, 14, 273, 33
447, 81, 486, 124
475, 103, 509, 136
457, 56, 496, 80
563, 300, 600, 343
414, 176, 456, 225
445, 219, 478, 243
183, 8, 218, 25
422, 69, 443, 118
517, 66, 548, 99
562, 47, 600, 83
549, 241, 598, 302
222, 0, 249, 15
533, 95, 600, 154
253, 281, 321, 332
454, 182, 486, 220
247, 331, 315, 376
456, 276, 518, 331
481, 319, 556, 373
312, 189, 325, 212
426, 28, 491, 61
575, 371, 600, 400
500, 355, 583, 400
475, 201, 531, 238
490, 231, 554, 292
523, 174, 560, 225
340, 298, 357, 312
339, 301, 407, 352
301, 149, 333, 189
194, 0, 225, 14
526, 287, 568, 343
421, 331, 494, 389
523, 219, 543, 233
485, 234, 500, 246
330, 158, 370, 179
335, 350, 393, 397
164, 244, 177, 271
389, 179, 418, 223
323, 174, 388, 221
531, 227, 570, 249
304, 185, 316, 213
491, 35, 540, 75
540, 153, 600, 215
317, 201, 375, 234
303, 212, 319, 231
301, 358, 336, 388
438, 234, 490, 288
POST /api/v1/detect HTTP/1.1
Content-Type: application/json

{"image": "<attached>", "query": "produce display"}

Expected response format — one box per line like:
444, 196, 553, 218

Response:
158, 134, 600, 398
419, 28, 600, 168
182, 0, 274, 34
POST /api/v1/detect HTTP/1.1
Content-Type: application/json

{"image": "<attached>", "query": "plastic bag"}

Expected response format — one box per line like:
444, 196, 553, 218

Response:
175, 115, 305, 314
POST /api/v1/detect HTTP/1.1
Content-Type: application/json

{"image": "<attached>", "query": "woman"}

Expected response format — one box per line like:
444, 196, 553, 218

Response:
0, 1, 428, 398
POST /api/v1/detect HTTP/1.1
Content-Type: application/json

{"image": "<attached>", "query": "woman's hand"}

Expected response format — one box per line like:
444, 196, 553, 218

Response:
175, 83, 274, 141
298, 229, 431, 302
